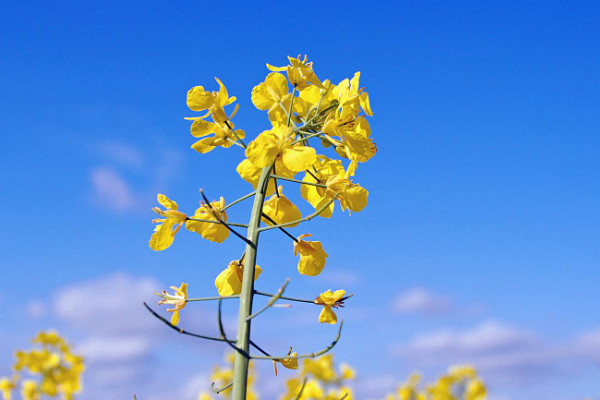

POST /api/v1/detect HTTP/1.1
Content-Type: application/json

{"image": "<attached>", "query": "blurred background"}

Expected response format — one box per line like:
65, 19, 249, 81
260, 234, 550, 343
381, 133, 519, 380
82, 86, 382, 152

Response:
1, 1, 599, 399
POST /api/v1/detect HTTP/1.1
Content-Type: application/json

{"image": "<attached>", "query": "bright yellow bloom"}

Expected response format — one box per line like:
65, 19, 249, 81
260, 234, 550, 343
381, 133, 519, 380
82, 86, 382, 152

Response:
267, 55, 324, 90
245, 123, 316, 172
189, 119, 246, 153
236, 157, 295, 196
261, 187, 302, 227
314, 290, 346, 324
187, 78, 239, 123
293, 234, 328, 276
215, 260, 262, 296
150, 194, 188, 251
186, 197, 229, 243
251, 72, 309, 123
156, 282, 188, 326
301, 156, 368, 217
0, 378, 16, 400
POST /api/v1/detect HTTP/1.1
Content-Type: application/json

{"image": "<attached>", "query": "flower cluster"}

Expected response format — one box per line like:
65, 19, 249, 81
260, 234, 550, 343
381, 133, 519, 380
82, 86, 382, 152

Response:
150, 55, 374, 327
383, 366, 486, 400
0, 331, 84, 400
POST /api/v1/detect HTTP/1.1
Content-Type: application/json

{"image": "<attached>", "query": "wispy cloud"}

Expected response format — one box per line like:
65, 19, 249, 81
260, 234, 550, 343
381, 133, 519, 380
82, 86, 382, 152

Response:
391, 287, 454, 316
98, 141, 144, 169
89, 166, 140, 212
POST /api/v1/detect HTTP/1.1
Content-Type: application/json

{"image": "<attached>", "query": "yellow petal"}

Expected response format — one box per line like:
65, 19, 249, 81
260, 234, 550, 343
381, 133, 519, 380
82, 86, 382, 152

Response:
319, 306, 337, 324
215, 265, 241, 296
342, 185, 368, 212
245, 131, 279, 168
149, 221, 175, 251
191, 137, 217, 154
157, 194, 178, 210
187, 86, 214, 111
170, 310, 180, 326
281, 145, 316, 172
262, 194, 302, 227
297, 240, 328, 276
190, 119, 217, 138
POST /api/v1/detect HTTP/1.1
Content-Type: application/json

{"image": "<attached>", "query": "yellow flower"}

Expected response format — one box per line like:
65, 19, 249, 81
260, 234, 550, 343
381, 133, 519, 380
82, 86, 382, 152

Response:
189, 119, 246, 153
302, 355, 336, 382
236, 157, 295, 196
187, 78, 239, 123
300, 156, 368, 216
340, 363, 356, 380
273, 348, 298, 376
314, 289, 346, 324
293, 234, 328, 276
245, 123, 316, 173
281, 377, 323, 400
149, 194, 188, 251
215, 260, 262, 296
156, 283, 188, 326
251, 72, 308, 123
261, 187, 302, 227
186, 197, 229, 243
21, 381, 39, 400
0, 378, 16, 400
267, 55, 324, 90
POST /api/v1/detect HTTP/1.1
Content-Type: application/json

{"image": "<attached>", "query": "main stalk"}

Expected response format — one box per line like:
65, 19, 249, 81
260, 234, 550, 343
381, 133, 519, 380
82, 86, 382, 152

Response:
231, 165, 272, 399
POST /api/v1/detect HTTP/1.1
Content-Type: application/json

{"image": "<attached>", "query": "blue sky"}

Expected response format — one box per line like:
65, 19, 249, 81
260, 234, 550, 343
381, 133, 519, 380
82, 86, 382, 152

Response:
1, 1, 599, 399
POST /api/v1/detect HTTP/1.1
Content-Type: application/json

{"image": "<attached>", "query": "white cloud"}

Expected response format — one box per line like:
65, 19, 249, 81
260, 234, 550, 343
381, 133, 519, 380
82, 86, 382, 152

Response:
394, 321, 554, 381
78, 335, 152, 363
90, 166, 139, 212
26, 300, 48, 318
391, 287, 453, 316
54, 272, 159, 334
98, 141, 144, 169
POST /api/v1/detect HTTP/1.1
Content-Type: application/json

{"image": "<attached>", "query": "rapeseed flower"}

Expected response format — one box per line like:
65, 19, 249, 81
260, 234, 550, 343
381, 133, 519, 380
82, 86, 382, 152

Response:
215, 260, 262, 296
156, 283, 188, 326
186, 197, 229, 243
314, 290, 346, 324
149, 194, 188, 251
293, 234, 328, 276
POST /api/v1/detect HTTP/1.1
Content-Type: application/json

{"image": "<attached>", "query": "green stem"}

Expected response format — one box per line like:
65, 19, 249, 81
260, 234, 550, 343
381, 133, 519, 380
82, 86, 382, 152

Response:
222, 191, 256, 211
231, 165, 272, 400
270, 174, 327, 188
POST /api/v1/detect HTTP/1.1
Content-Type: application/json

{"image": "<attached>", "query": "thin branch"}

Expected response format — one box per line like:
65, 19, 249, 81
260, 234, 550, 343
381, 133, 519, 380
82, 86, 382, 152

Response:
223, 120, 247, 149
258, 194, 338, 231
339, 393, 349, 400
293, 377, 308, 400
187, 217, 248, 228
290, 130, 324, 145
246, 279, 290, 321
199, 189, 254, 247
254, 290, 315, 304
261, 212, 298, 242
211, 382, 233, 394
143, 302, 229, 343
222, 191, 256, 211
186, 295, 239, 302
270, 174, 327, 188
250, 321, 344, 361
217, 298, 250, 358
